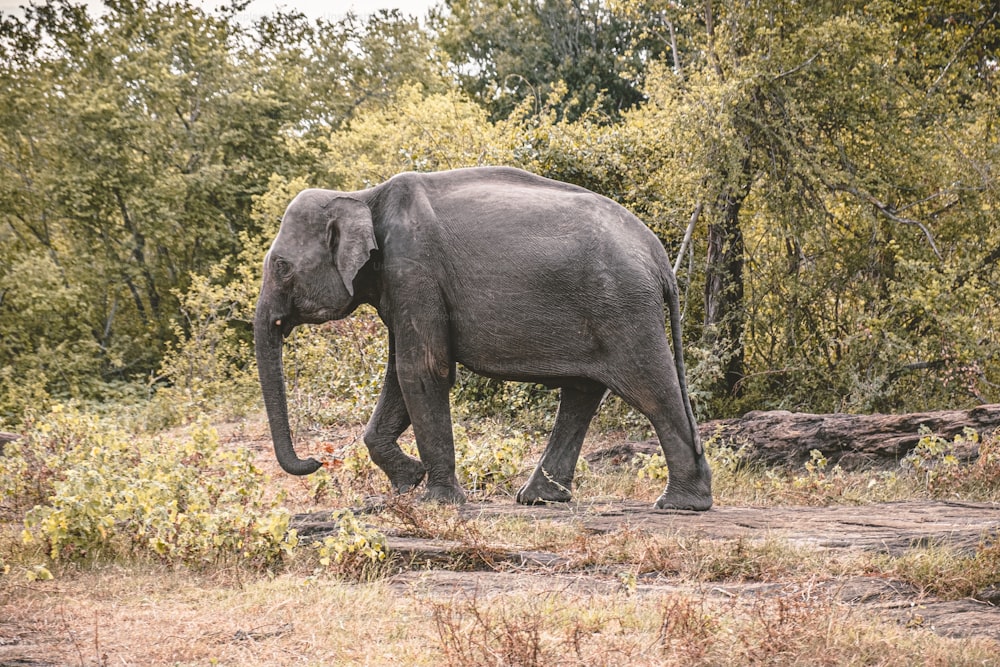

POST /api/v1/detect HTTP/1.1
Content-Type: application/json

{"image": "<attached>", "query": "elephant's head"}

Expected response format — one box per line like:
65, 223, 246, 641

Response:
254, 190, 378, 475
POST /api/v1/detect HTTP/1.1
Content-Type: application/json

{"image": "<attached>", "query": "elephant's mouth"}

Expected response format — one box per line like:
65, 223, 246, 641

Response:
278, 306, 347, 333
268, 311, 297, 338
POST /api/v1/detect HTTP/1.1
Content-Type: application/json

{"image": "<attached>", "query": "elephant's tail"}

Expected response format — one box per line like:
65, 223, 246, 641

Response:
663, 265, 702, 455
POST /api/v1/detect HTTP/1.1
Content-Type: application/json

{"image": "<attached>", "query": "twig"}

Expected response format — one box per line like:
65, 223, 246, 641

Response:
674, 201, 703, 275
833, 184, 942, 260
773, 52, 819, 80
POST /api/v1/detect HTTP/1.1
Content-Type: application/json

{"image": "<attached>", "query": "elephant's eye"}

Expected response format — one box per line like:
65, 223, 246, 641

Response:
273, 257, 292, 280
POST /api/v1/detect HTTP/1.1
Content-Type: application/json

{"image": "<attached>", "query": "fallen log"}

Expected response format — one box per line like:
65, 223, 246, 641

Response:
701, 404, 1000, 468
587, 405, 1000, 470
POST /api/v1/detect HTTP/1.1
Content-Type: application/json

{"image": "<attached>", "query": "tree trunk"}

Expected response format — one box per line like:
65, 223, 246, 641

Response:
703, 182, 747, 397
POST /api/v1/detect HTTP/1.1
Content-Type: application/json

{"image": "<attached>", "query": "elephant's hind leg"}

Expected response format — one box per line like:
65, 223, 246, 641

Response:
516, 383, 606, 505
608, 350, 712, 511
364, 337, 426, 495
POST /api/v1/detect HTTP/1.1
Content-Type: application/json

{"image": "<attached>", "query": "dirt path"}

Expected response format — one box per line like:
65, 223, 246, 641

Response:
307, 500, 1000, 642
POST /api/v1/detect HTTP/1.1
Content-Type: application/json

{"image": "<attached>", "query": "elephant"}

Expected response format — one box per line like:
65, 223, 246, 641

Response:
254, 166, 712, 510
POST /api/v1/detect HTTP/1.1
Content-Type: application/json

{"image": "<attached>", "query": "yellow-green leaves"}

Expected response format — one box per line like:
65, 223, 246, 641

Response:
3, 408, 296, 569
313, 510, 386, 569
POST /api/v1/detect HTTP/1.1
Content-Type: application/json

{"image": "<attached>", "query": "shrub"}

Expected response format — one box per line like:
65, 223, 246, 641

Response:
451, 372, 558, 430
3, 406, 297, 569
902, 427, 1000, 499
281, 311, 387, 428
309, 509, 389, 581
143, 175, 387, 430
453, 423, 533, 495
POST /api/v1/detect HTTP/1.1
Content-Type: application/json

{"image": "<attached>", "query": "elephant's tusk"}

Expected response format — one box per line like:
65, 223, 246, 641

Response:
275, 319, 281, 326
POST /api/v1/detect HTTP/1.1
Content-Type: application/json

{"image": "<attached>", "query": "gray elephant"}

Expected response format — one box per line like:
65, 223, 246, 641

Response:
254, 166, 712, 510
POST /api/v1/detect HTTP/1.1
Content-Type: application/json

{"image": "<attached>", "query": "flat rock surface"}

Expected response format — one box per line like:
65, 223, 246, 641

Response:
299, 499, 1000, 642
462, 499, 1000, 555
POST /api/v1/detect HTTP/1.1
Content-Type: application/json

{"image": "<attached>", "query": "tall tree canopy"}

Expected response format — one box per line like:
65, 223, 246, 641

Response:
434, 0, 675, 120
0, 0, 441, 415
0, 0, 997, 421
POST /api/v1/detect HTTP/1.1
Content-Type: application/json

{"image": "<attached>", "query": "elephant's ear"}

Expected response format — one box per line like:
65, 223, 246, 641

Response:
326, 197, 377, 297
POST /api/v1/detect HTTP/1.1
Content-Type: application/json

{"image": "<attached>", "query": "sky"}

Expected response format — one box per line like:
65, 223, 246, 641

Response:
0, 0, 440, 21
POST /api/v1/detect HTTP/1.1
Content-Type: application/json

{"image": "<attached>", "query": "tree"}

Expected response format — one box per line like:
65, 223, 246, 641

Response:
625, 0, 1000, 413
434, 0, 673, 121
0, 0, 450, 417
0, 0, 302, 414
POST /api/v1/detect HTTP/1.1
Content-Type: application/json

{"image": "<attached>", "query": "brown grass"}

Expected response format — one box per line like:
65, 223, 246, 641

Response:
4, 566, 996, 667
3, 414, 1000, 665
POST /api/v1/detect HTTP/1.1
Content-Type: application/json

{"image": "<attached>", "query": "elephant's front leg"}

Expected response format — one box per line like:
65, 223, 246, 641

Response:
517, 384, 606, 504
363, 335, 426, 494
393, 334, 466, 504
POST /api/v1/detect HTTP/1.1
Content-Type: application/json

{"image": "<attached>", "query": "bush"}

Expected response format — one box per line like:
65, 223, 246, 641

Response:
0, 253, 105, 420
453, 423, 534, 495
2, 406, 297, 569
903, 427, 1000, 499
281, 311, 388, 428
309, 509, 389, 581
143, 176, 310, 428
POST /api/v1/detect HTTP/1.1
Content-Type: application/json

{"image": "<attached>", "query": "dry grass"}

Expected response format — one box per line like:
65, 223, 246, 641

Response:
1, 566, 439, 665
3, 565, 997, 667
2, 414, 999, 665
431, 588, 1000, 667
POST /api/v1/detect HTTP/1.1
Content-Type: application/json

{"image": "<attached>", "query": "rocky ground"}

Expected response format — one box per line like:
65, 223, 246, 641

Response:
295, 498, 1000, 642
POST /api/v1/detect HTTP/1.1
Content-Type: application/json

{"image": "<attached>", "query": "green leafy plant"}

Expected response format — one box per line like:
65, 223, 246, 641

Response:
634, 450, 669, 482
309, 510, 388, 581
789, 449, 845, 498
3, 406, 297, 569
453, 424, 533, 495
902, 427, 967, 494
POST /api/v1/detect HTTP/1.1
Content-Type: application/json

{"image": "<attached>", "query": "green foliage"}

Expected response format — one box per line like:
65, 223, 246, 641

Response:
0, 1, 442, 419
0, 252, 102, 418
434, 0, 673, 121
635, 428, 751, 485
453, 424, 534, 494
0, 1, 300, 415
451, 373, 558, 431
3, 406, 297, 568
903, 427, 1000, 498
2, 0, 998, 425
634, 450, 669, 483
147, 176, 312, 427
309, 510, 388, 580
282, 311, 388, 428
318, 84, 500, 189
902, 427, 964, 491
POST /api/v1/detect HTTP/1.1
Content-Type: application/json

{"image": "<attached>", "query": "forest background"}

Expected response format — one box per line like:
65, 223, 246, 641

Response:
1, 0, 998, 429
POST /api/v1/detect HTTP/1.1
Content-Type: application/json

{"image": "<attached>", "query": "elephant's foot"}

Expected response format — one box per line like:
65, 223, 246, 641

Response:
384, 455, 427, 495
420, 482, 467, 504
653, 459, 713, 511
516, 471, 572, 505
653, 488, 713, 511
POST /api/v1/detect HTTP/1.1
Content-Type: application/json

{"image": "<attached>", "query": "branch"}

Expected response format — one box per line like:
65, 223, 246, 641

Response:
926, 7, 1000, 98
674, 201, 702, 275
667, 19, 682, 77
772, 52, 819, 81
871, 202, 942, 260
832, 184, 943, 261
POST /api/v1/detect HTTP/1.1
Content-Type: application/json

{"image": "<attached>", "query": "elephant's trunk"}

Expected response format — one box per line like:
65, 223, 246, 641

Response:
254, 303, 322, 476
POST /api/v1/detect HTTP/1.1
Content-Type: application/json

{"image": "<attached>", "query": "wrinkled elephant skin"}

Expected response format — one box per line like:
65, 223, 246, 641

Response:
254, 167, 711, 510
